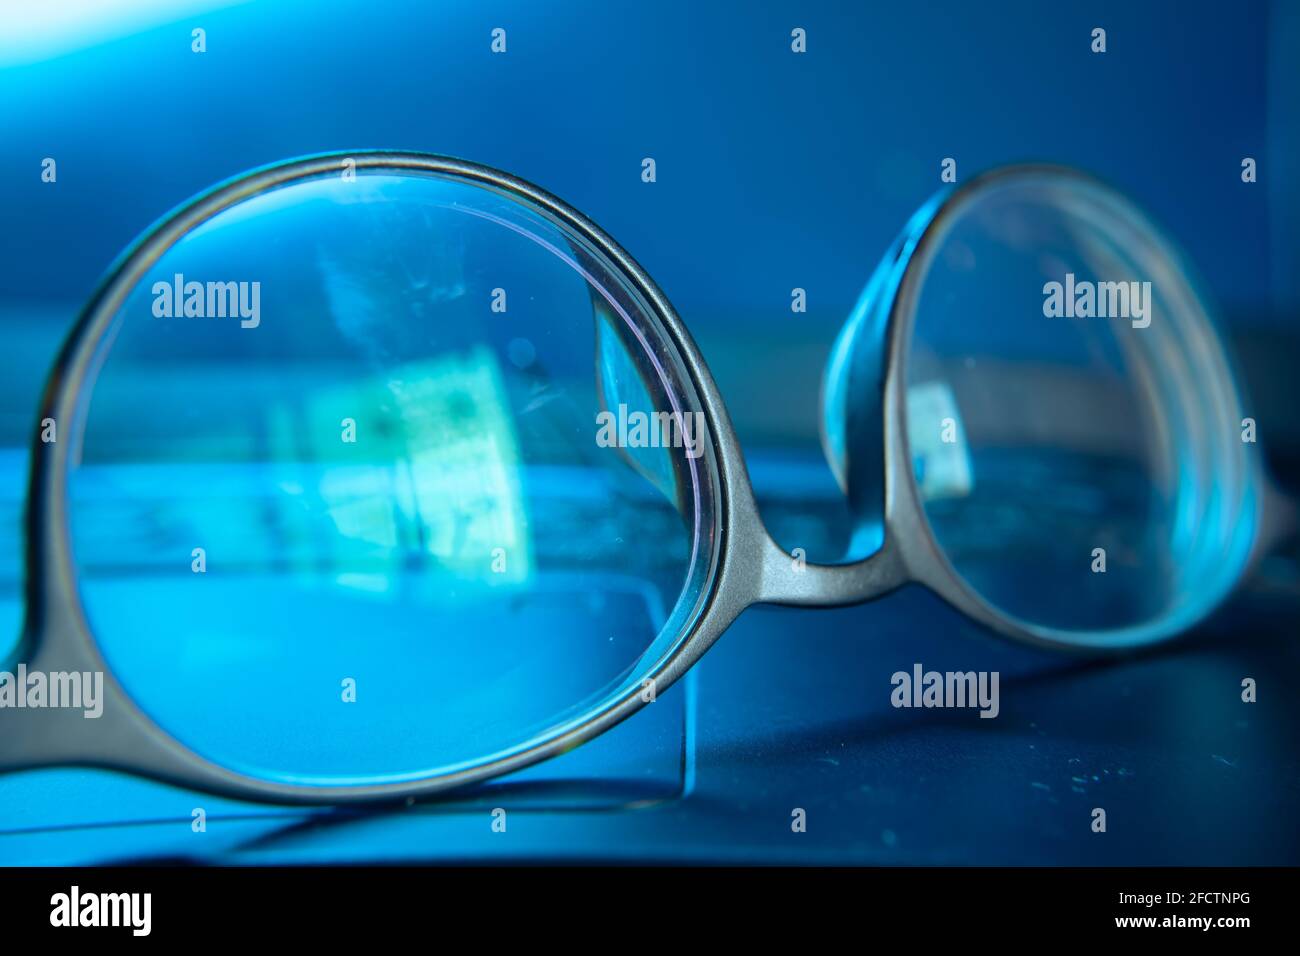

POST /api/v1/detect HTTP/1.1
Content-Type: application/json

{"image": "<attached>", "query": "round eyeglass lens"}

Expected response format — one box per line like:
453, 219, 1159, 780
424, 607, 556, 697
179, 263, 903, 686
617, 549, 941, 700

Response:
902, 171, 1255, 640
66, 162, 716, 785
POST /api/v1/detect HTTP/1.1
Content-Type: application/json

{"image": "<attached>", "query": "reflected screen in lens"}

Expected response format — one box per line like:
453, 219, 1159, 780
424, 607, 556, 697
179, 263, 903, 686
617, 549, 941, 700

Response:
905, 173, 1249, 637
67, 167, 714, 785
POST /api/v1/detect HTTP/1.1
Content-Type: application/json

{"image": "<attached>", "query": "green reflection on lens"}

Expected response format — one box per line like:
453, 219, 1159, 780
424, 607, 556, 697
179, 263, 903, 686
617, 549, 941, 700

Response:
68, 164, 715, 785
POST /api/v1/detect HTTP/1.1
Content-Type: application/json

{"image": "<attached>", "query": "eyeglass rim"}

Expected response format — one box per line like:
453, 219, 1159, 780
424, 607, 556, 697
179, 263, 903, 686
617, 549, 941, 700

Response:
868, 163, 1271, 650
11, 150, 770, 803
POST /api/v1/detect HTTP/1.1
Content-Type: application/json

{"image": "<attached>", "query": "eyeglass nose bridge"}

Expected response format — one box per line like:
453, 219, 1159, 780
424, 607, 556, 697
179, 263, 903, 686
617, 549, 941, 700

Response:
724, 473, 909, 610
710, 194, 943, 616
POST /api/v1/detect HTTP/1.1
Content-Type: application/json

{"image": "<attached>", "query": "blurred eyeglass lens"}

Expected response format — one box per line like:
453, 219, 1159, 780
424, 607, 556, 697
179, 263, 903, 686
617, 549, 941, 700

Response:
68, 169, 712, 784
904, 174, 1251, 634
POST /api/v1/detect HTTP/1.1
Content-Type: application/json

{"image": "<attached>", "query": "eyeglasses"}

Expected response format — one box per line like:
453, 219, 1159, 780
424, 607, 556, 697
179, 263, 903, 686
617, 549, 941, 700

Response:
1, 154, 1289, 804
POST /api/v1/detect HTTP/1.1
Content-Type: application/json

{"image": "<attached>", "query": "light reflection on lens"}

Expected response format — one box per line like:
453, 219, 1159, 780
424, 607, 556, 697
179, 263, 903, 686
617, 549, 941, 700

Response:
902, 172, 1254, 638
67, 167, 716, 784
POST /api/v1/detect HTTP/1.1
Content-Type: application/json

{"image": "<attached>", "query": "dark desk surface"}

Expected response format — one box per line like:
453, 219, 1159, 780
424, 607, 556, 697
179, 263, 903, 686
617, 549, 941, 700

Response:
3, 561, 1296, 866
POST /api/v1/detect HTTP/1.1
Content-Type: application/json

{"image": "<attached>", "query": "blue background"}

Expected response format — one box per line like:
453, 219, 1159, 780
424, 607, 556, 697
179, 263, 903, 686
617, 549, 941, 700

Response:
0, 0, 1297, 864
